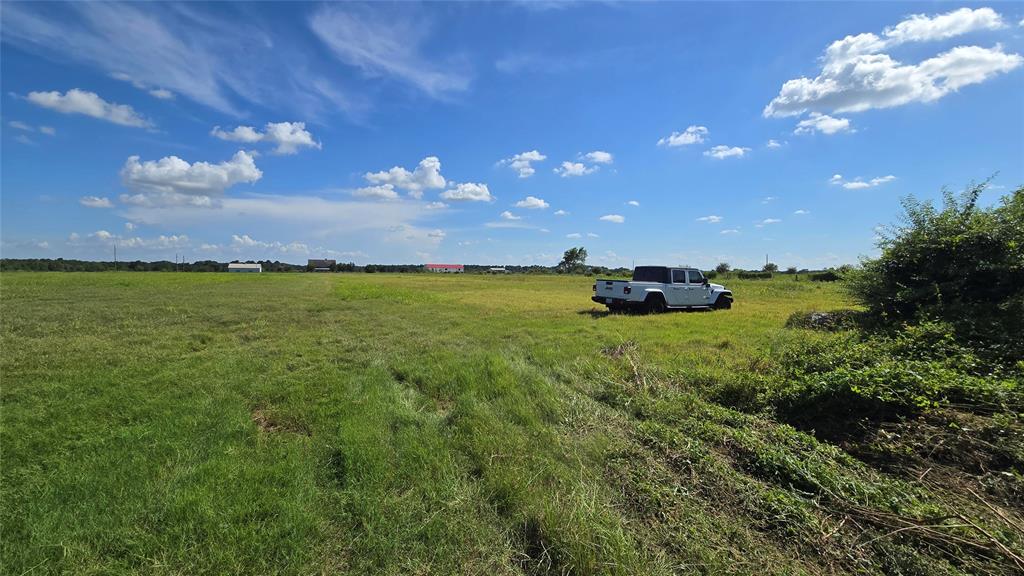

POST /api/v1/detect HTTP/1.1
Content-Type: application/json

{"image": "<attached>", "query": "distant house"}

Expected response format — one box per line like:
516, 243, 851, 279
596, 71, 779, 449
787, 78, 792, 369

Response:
308, 259, 335, 272
228, 263, 262, 273
425, 263, 464, 273
488, 267, 508, 274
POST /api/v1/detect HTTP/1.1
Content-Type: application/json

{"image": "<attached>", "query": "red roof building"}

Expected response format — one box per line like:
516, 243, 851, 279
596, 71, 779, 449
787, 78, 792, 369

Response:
425, 263, 465, 273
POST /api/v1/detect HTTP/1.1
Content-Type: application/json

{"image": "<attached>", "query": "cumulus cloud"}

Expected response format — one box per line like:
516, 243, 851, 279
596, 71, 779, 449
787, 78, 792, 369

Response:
26, 89, 151, 127
831, 174, 897, 189
211, 122, 321, 155
424, 201, 448, 210
697, 215, 723, 223
80, 196, 113, 208
554, 209, 569, 216
231, 234, 309, 254
704, 145, 750, 159
627, 200, 640, 207
119, 150, 262, 207
365, 156, 446, 199
554, 161, 597, 177
498, 150, 546, 178
756, 218, 782, 227
599, 214, 624, 223
583, 150, 614, 164
658, 125, 708, 146
794, 209, 811, 215
352, 184, 400, 200
125, 222, 136, 231
766, 139, 783, 148
587, 232, 600, 238
111, 72, 175, 100
764, 7, 1020, 118
566, 232, 582, 239
68, 229, 189, 250
720, 229, 740, 235
762, 196, 778, 204
794, 112, 853, 135
440, 182, 493, 202
500, 210, 521, 220
514, 196, 549, 209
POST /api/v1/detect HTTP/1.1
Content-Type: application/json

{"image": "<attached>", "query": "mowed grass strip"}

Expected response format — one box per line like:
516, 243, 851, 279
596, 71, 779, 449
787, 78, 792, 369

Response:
2, 272, 850, 574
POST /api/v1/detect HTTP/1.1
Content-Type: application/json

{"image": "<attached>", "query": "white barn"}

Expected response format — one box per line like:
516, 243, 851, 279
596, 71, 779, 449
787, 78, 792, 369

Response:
228, 263, 262, 273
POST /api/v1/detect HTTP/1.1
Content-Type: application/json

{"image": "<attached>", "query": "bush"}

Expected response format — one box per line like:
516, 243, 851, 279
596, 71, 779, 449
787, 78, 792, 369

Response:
738, 271, 773, 280
847, 184, 1024, 360
810, 270, 842, 282
759, 322, 1022, 430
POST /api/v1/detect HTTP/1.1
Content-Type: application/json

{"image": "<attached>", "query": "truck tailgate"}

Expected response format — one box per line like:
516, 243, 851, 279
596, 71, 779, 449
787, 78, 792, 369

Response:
595, 279, 631, 299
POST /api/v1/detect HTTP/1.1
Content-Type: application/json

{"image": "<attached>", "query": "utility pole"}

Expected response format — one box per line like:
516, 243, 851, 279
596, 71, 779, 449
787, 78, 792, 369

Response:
113, 240, 117, 272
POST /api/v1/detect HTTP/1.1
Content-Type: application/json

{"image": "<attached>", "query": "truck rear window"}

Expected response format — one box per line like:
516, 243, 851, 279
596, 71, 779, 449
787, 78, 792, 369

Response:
632, 267, 669, 283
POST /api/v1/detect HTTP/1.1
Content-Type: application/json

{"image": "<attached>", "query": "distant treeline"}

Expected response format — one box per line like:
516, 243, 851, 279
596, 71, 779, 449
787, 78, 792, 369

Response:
1, 259, 846, 278
0, 258, 636, 275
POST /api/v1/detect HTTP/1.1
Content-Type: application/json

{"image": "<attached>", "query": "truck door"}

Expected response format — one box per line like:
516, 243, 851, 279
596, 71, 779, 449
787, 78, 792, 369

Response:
686, 269, 711, 306
667, 269, 688, 306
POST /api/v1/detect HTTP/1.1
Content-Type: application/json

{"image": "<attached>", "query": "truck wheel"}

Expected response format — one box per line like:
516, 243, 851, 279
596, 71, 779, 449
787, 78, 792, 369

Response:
714, 295, 733, 310
645, 294, 667, 314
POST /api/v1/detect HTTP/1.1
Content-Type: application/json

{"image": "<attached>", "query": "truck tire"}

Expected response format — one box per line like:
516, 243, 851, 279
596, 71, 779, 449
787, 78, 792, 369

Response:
644, 294, 667, 314
714, 295, 733, 310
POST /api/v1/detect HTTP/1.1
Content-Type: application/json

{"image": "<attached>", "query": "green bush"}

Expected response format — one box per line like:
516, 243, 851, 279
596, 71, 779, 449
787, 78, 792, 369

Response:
847, 184, 1024, 361
759, 323, 1022, 429
737, 271, 773, 280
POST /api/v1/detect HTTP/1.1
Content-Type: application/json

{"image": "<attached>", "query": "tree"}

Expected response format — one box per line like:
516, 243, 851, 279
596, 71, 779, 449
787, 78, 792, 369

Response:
785, 266, 798, 274
557, 247, 588, 273
848, 183, 1023, 359
763, 262, 779, 273
715, 262, 731, 274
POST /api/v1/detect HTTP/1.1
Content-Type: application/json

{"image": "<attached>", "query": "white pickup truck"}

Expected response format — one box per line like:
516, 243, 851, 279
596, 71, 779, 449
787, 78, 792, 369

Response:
591, 266, 733, 313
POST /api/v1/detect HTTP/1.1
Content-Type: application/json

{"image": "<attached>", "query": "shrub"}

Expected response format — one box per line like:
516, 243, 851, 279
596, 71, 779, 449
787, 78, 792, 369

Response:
847, 184, 1024, 360
738, 271, 773, 280
810, 270, 842, 282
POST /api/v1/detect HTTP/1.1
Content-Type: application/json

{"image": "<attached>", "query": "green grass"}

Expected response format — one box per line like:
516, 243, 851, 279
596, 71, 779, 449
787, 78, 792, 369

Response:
2, 273, 1018, 575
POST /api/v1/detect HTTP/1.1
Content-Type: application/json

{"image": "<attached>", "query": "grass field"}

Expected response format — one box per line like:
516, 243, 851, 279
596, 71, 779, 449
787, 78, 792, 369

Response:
0, 273, 1013, 574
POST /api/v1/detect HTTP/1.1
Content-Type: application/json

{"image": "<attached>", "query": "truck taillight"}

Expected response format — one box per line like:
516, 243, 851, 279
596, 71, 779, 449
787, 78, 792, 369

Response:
624, 286, 632, 294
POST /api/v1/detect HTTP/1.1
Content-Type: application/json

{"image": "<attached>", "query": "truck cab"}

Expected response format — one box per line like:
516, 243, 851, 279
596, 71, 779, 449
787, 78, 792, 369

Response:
592, 266, 733, 312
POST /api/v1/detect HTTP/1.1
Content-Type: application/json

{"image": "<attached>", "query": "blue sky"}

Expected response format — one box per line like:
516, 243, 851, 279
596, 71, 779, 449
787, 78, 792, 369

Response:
2, 2, 1022, 269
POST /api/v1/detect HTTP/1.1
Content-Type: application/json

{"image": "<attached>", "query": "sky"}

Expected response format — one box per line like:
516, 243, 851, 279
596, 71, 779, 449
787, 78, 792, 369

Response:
1, 2, 1022, 269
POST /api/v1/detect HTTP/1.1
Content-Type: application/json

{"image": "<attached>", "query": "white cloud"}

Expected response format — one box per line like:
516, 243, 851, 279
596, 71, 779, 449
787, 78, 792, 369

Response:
440, 182, 493, 202
794, 209, 811, 215
762, 196, 778, 204
766, 139, 783, 148
119, 150, 262, 207
586, 232, 600, 238
39, 126, 56, 135
149, 88, 174, 100
125, 222, 136, 231
626, 200, 640, 207
756, 218, 782, 227
366, 156, 446, 199
212, 122, 321, 155
68, 229, 190, 250
14, 134, 34, 145
657, 125, 708, 147
112, 72, 175, 100
231, 234, 309, 254
424, 201, 448, 210
794, 112, 853, 135
704, 145, 750, 159
26, 89, 151, 127
831, 174, 897, 189
583, 150, 614, 164
764, 7, 1020, 117
554, 209, 569, 216
599, 214, 624, 223
697, 215, 723, 223
498, 150, 546, 178
566, 232, 582, 239
500, 210, 521, 220
2, 3, 361, 119
720, 229, 740, 235
8, 121, 33, 131
310, 6, 469, 98
352, 184, 400, 200
80, 196, 113, 208
554, 161, 597, 177
514, 196, 549, 209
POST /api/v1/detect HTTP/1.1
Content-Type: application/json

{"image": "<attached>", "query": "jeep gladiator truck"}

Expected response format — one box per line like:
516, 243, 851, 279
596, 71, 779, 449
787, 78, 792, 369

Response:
591, 266, 733, 313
